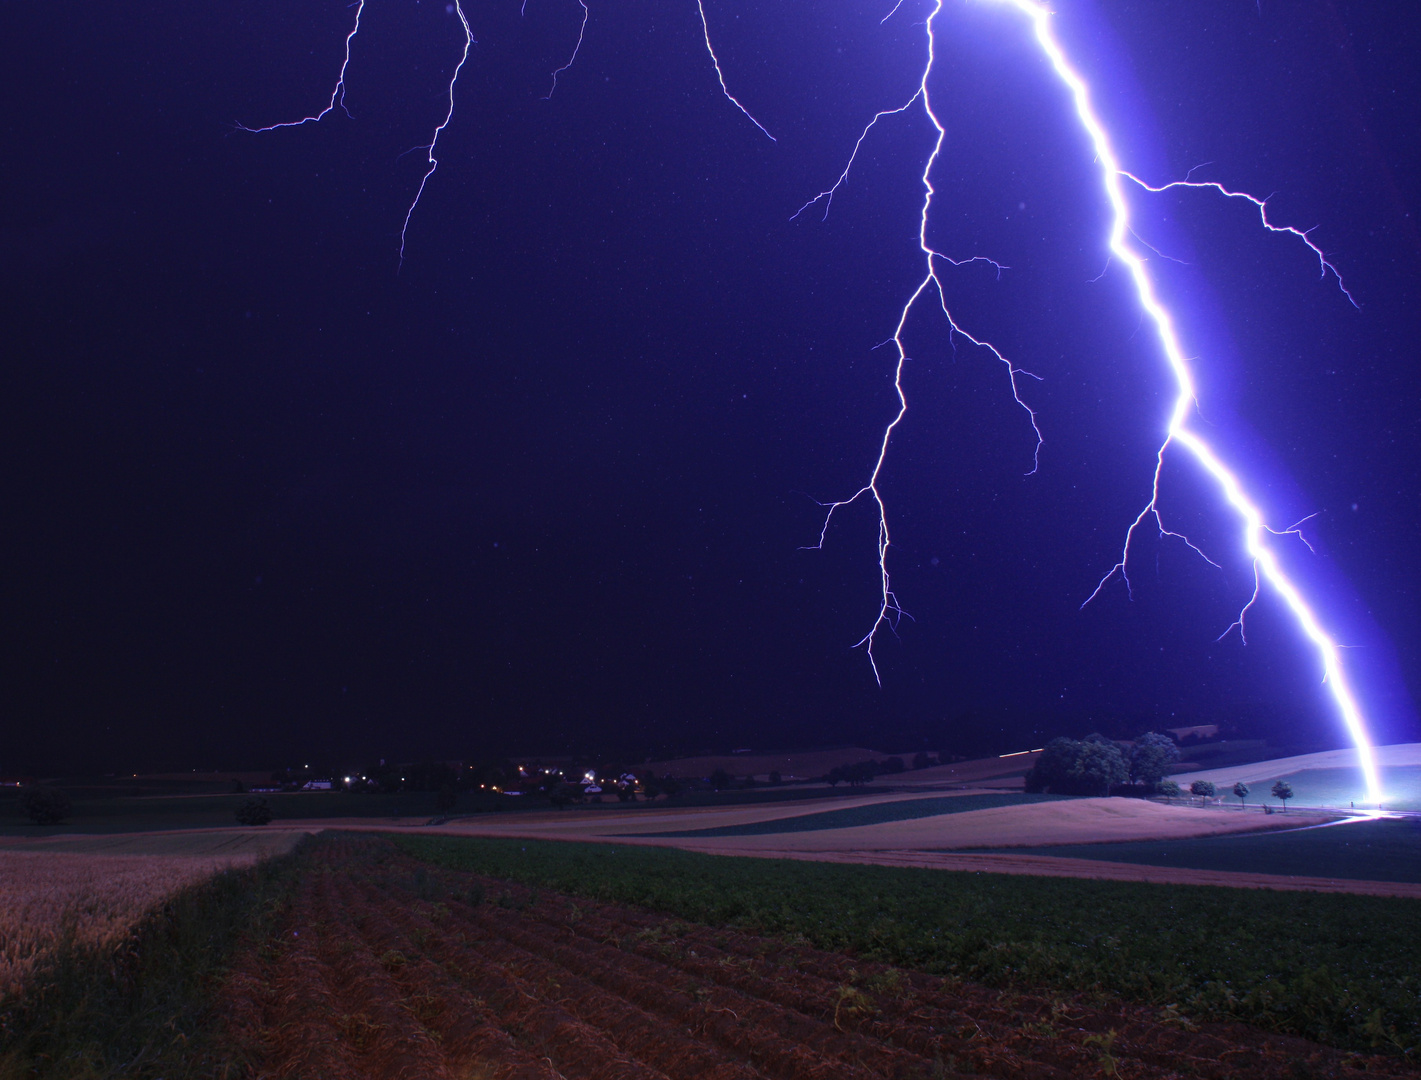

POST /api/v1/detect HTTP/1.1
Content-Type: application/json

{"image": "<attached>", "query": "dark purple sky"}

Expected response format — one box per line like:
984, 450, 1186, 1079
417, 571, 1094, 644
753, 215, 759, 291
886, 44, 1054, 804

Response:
2, 0, 1417, 771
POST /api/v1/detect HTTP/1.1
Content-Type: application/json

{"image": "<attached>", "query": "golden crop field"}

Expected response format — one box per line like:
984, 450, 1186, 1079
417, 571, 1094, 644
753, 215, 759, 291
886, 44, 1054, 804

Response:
0, 829, 305, 995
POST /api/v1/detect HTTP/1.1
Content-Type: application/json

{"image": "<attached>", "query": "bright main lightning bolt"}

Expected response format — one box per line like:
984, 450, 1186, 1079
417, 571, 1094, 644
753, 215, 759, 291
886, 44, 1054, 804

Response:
809, 0, 1381, 797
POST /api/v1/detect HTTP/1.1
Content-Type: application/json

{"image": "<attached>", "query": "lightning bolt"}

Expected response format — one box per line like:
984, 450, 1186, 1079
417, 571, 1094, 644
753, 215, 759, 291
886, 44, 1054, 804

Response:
242, 1, 766, 259
398, 2, 473, 267
802, 0, 1380, 799
998, 0, 1381, 803
235, 0, 474, 268
542, 0, 589, 100
696, 0, 775, 141
238, 1, 1384, 801
797, 0, 1043, 685
235, 0, 366, 134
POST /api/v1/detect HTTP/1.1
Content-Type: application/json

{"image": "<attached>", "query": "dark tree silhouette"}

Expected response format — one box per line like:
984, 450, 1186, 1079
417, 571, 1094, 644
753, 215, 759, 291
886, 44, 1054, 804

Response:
1190, 780, 1216, 805
19, 786, 71, 825
235, 798, 273, 826
1271, 780, 1294, 812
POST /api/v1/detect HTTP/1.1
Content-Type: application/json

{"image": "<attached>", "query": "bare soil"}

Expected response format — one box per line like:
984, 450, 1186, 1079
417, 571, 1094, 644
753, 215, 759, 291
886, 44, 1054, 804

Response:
219, 835, 1419, 1079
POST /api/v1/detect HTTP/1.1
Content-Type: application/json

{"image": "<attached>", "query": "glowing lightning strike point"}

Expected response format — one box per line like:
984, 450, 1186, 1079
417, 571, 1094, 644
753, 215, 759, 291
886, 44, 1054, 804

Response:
801, 0, 1042, 685
983, 0, 1382, 802
697, 0, 776, 141
398, 1, 474, 268
236, 0, 366, 133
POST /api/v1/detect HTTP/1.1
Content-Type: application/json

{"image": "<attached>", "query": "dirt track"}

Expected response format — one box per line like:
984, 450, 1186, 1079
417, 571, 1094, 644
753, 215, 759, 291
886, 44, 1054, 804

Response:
222, 836, 1420, 1080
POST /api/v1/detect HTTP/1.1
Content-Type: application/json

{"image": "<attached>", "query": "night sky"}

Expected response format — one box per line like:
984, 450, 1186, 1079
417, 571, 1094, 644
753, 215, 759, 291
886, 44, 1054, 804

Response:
3, 0, 1418, 772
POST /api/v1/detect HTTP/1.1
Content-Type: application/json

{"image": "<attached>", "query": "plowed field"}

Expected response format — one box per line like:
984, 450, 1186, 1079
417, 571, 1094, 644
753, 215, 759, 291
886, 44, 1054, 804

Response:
221, 836, 1418, 1079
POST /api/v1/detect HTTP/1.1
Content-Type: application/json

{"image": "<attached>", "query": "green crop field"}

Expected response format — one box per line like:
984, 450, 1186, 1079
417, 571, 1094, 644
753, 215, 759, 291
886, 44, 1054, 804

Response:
396, 833, 1421, 1056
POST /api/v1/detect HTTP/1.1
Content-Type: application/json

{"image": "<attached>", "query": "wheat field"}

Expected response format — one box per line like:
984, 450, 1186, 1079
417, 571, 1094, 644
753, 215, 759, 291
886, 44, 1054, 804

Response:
0, 829, 305, 995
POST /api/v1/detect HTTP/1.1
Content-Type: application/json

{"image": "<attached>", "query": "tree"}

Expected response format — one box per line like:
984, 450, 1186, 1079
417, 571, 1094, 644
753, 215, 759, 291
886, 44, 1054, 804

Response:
1023, 737, 1127, 796
768, 770, 782, 785
235, 798, 273, 826
709, 768, 732, 791
19, 786, 71, 825
1271, 780, 1294, 812
1128, 733, 1181, 786
434, 784, 458, 813
912, 752, 934, 771
1024, 737, 1080, 794
1071, 740, 1129, 796
546, 781, 580, 809
1189, 780, 1216, 804
1156, 779, 1181, 797
845, 761, 879, 786
1232, 781, 1249, 809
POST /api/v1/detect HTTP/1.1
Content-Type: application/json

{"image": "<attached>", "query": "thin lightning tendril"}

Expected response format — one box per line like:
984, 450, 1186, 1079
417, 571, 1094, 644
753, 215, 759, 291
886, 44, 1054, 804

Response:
236, 0, 366, 133
696, 0, 776, 142
799, 0, 1042, 685
246, 1, 767, 261
399, 2, 473, 267
544, 0, 589, 100
1121, 171, 1360, 309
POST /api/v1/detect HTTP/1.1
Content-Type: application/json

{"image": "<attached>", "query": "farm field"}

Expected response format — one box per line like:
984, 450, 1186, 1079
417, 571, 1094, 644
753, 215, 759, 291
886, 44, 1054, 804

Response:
1000, 817, 1421, 884
394, 835, 1421, 1057
639, 793, 1072, 837
0, 829, 304, 996
220, 834, 1420, 1078
1173, 744, 1421, 811
432, 791, 1330, 854
0, 789, 516, 836
4, 831, 1420, 1076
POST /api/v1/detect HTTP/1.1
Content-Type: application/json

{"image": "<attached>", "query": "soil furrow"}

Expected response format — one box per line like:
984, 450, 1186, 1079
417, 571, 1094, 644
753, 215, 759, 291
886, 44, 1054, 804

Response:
360, 882, 761, 1080
452, 899, 923, 1080
311, 870, 456, 1080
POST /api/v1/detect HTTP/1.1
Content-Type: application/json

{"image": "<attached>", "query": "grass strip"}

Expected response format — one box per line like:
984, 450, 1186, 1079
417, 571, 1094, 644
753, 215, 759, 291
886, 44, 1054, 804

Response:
638, 792, 1070, 837
395, 834, 1421, 1057
0, 838, 310, 1079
